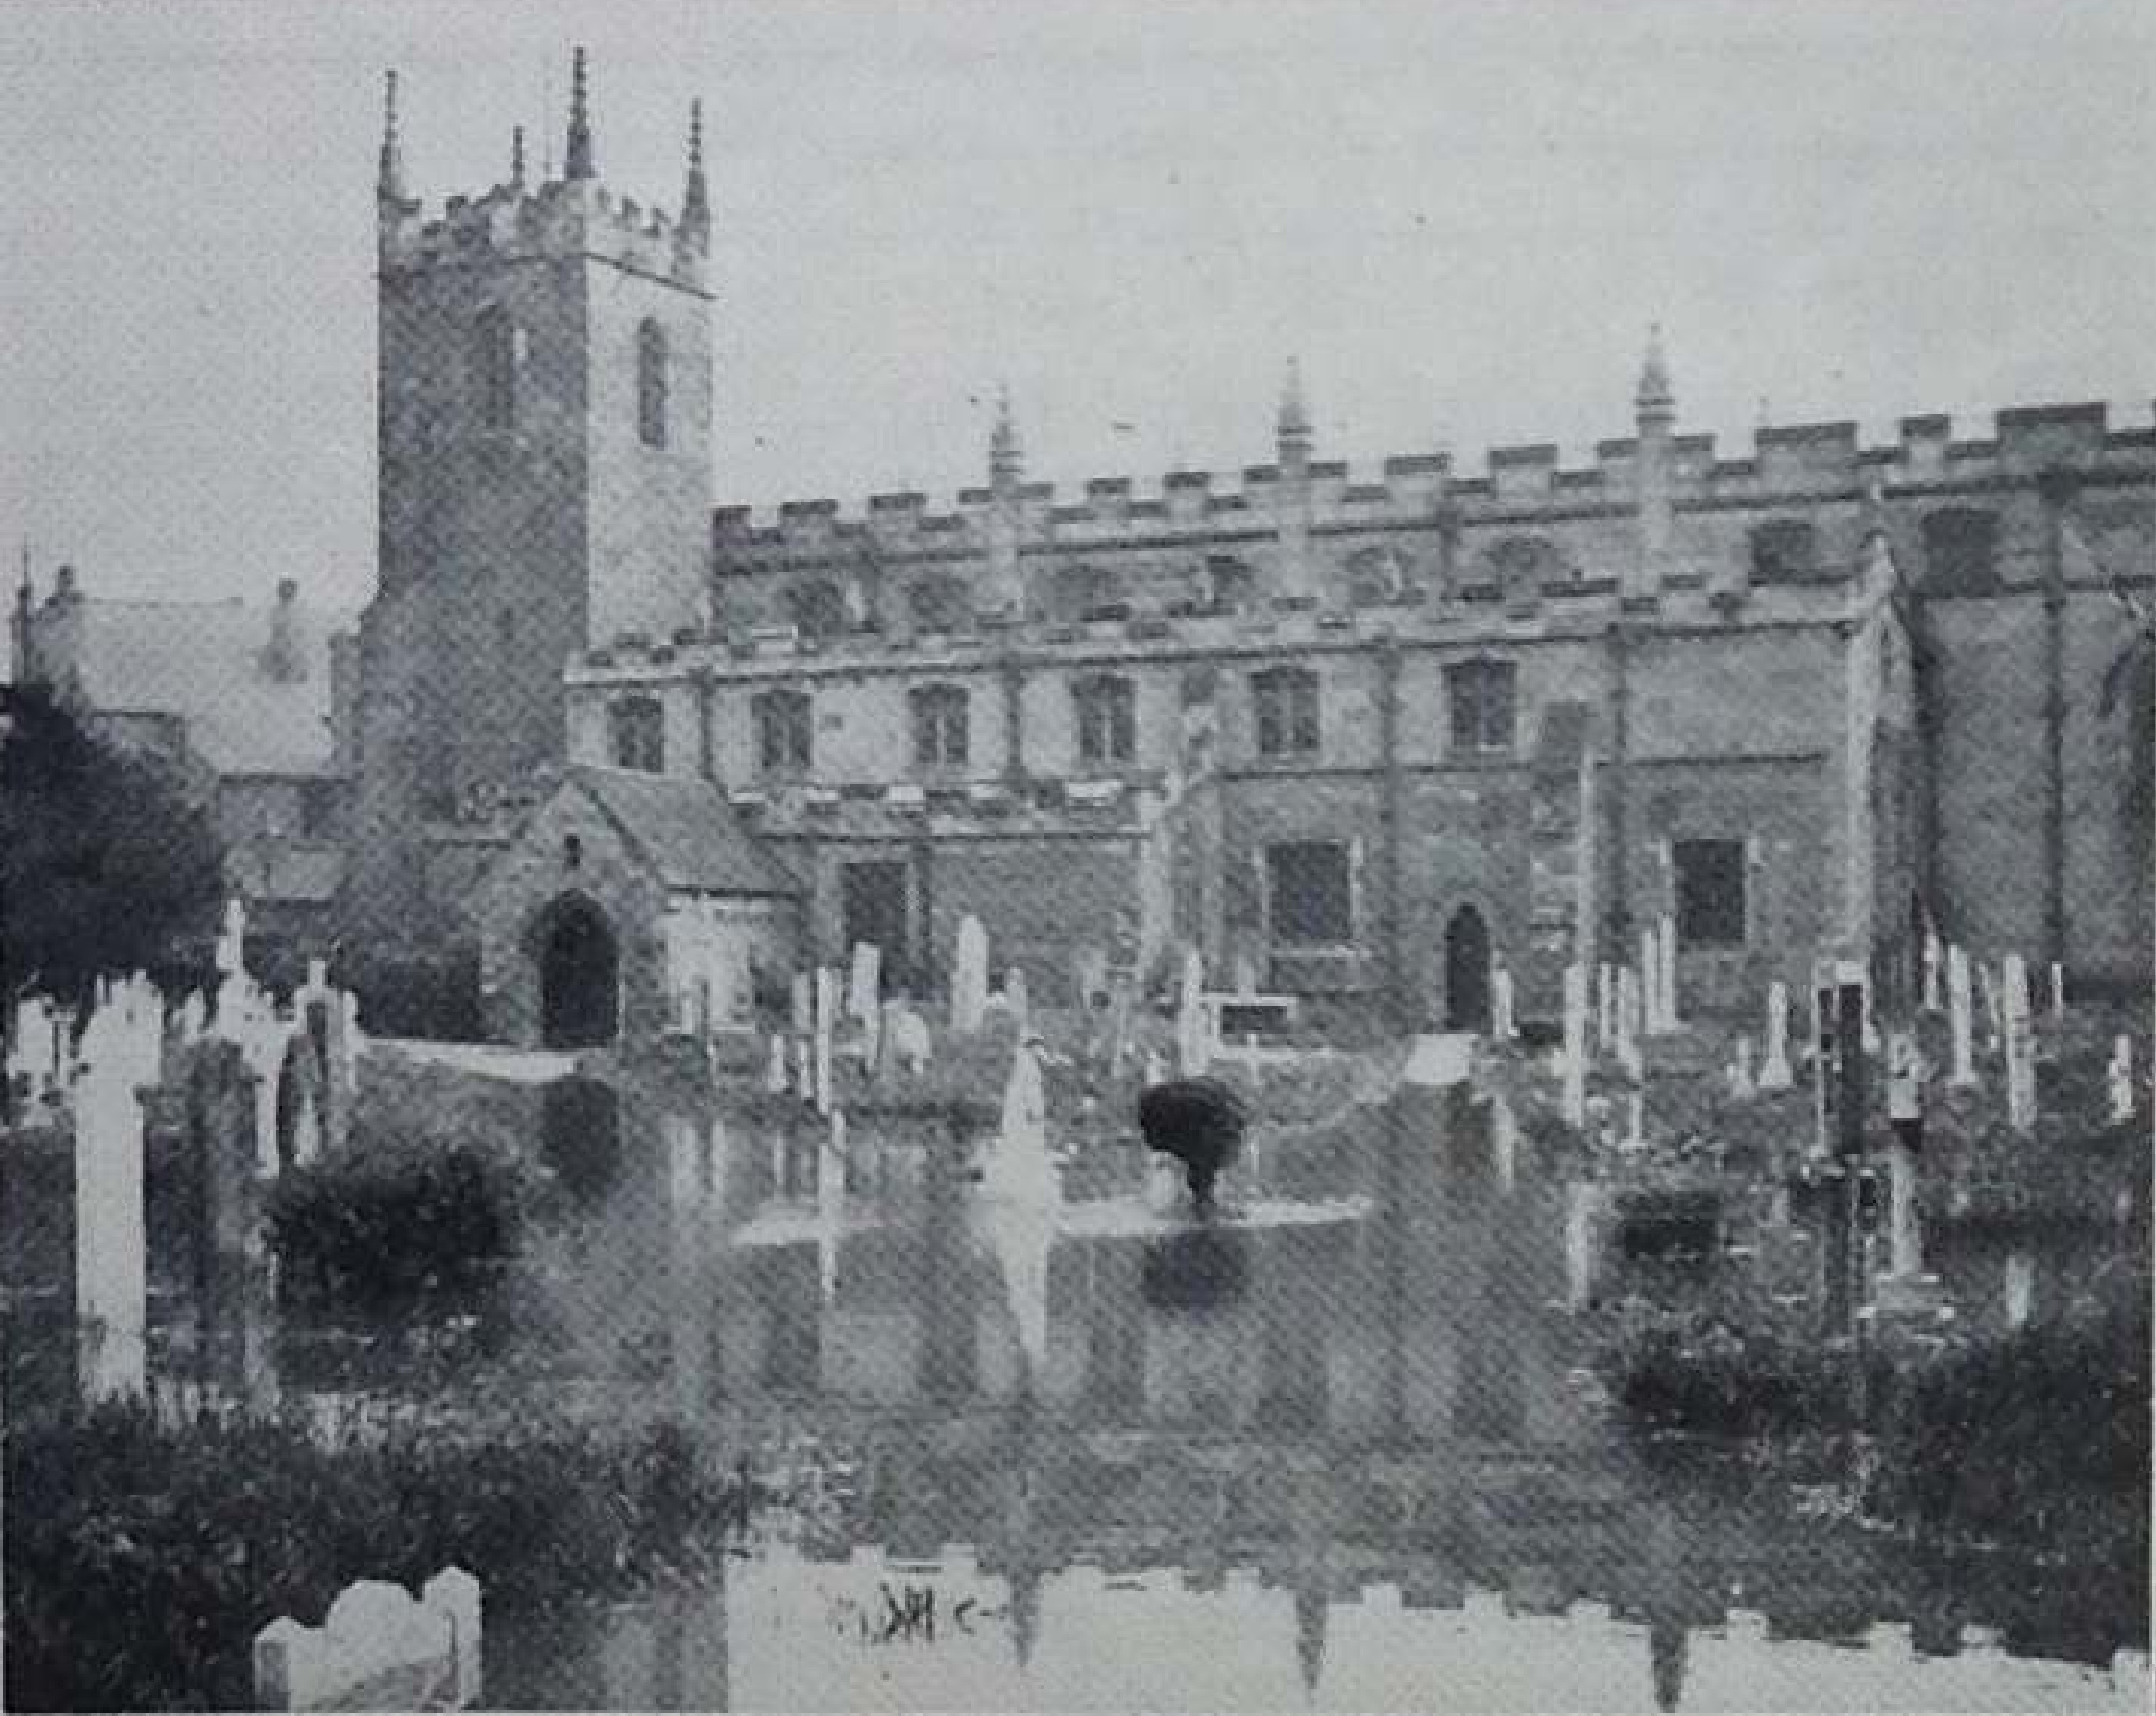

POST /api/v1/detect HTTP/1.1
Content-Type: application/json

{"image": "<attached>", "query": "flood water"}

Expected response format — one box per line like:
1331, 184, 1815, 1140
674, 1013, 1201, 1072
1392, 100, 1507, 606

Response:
439, 1060, 2147, 1710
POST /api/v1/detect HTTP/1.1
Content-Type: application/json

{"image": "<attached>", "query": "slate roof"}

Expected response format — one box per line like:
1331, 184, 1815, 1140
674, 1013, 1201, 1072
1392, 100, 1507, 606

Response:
50, 595, 353, 777
567, 765, 800, 896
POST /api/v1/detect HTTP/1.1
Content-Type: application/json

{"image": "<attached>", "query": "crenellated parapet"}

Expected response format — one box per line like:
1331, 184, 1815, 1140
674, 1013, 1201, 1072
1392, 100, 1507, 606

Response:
709, 398, 2155, 575
379, 176, 708, 291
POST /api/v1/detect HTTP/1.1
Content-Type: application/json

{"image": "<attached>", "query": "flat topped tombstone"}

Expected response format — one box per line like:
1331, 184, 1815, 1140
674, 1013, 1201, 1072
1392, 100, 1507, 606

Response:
1728, 1034, 1755, 1098
888, 1002, 933, 1075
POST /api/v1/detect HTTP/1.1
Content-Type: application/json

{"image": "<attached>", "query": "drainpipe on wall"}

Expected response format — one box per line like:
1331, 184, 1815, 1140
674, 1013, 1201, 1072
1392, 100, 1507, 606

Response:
691, 667, 715, 784
1605, 618, 1634, 961
2039, 468, 2074, 971
1377, 636, 1407, 1031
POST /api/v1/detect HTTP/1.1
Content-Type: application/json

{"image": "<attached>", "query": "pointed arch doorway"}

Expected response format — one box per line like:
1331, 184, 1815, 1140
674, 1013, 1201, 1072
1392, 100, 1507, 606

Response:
1444, 904, 1492, 1033
535, 892, 620, 1049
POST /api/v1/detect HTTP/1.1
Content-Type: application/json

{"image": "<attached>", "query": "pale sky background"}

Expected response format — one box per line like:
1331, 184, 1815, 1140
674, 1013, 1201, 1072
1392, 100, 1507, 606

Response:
2, 0, 2152, 614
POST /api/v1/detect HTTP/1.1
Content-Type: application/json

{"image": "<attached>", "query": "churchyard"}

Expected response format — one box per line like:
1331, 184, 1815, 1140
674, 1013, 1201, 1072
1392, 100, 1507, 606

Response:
1, 899, 2148, 1709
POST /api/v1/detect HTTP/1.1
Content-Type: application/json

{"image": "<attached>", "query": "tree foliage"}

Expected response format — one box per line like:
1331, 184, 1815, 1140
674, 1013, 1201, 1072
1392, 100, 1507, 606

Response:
0, 685, 224, 1006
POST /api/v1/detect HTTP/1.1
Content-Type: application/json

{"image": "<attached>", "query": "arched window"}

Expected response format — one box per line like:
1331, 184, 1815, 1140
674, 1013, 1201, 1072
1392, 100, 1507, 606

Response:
1251, 666, 1320, 760
909, 682, 970, 769
785, 580, 848, 639
907, 574, 970, 634
609, 696, 666, 773
1749, 519, 1817, 583
1920, 508, 2001, 595
637, 318, 669, 449
1073, 674, 1136, 766
754, 687, 813, 774
473, 306, 517, 431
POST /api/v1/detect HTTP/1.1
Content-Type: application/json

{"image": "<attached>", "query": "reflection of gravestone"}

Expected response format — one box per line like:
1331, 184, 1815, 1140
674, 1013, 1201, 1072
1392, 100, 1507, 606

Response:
541, 1078, 623, 1208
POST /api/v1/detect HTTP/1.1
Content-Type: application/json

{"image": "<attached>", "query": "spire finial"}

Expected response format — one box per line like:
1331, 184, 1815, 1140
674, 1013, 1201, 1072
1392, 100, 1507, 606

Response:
510, 123, 526, 187
377, 68, 407, 203
680, 98, 711, 251
1636, 323, 1675, 418
990, 383, 1023, 487
564, 46, 595, 179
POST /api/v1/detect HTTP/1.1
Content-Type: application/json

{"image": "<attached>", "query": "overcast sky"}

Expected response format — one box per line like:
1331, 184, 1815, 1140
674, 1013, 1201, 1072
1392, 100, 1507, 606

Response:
3, 0, 2152, 613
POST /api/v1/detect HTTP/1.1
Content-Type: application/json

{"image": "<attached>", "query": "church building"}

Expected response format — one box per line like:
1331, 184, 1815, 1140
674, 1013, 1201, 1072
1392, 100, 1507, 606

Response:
345, 56, 2156, 1045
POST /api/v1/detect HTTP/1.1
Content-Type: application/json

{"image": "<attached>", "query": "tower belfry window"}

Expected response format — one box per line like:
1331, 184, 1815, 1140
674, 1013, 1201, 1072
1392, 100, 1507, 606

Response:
474, 306, 517, 431
637, 318, 669, 449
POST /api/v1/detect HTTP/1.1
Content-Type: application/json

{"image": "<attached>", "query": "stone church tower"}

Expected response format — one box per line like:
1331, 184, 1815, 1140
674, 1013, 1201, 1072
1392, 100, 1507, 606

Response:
347, 52, 715, 942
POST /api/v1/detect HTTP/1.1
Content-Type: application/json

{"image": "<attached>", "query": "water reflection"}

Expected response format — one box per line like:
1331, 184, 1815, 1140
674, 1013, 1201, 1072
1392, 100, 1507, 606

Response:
481, 1044, 2147, 1711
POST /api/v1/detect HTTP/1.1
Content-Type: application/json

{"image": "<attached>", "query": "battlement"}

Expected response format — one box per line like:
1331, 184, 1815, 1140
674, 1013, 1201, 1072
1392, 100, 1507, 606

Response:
707, 398, 2156, 564
379, 175, 708, 291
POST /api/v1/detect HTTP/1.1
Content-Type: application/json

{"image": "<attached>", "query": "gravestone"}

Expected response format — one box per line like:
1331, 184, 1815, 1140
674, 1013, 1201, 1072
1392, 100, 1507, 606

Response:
819, 1109, 848, 1302
1490, 961, 1516, 1042
1596, 961, 1615, 1052
888, 1002, 933, 1075
2002, 1250, 2034, 1329
2049, 960, 2066, 1023
74, 977, 162, 1401
1758, 981, 1793, 1089
1559, 963, 1589, 1127
2001, 955, 2036, 1131
765, 1032, 789, 1094
1657, 913, 1680, 1029
1922, 926, 1943, 1012
1883, 1030, 1925, 1279
2109, 1034, 2135, 1125
254, 1567, 481, 1711
952, 916, 991, 1033
1947, 947, 1977, 1087
1637, 928, 1661, 1034
790, 971, 814, 1036
1003, 966, 1030, 1032
1614, 967, 1642, 1081
1728, 1035, 1755, 1099
1176, 950, 1210, 1077
849, 942, 881, 1023
813, 967, 841, 1116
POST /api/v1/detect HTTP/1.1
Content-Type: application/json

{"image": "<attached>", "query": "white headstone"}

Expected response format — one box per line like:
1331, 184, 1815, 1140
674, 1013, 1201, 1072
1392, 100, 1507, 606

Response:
1637, 928, 1661, 1034
74, 981, 162, 1399
1614, 967, 1642, 1081
2003, 1250, 2034, 1329
1657, 913, 1680, 1029
1884, 1030, 1924, 1278
1490, 962, 1516, 1042
2049, 960, 2066, 1023
980, 1039, 1057, 1377
813, 967, 840, 1116
1623, 1090, 1645, 1150
819, 1109, 847, 1302
1003, 966, 1030, 1032
1947, 946, 1976, 1087
2002, 954, 2036, 1131
848, 943, 881, 1023
1176, 950, 1209, 1077
1596, 962, 1615, 1052
2109, 1034, 2135, 1125
216, 896, 248, 977
1759, 982, 1793, 1089
889, 1004, 933, 1075
1922, 926, 1943, 1012
1559, 964, 1589, 1127
1728, 1035, 1755, 1098
765, 1032, 789, 1095
1563, 1182, 1598, 1312
952, 916, 991, 1034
